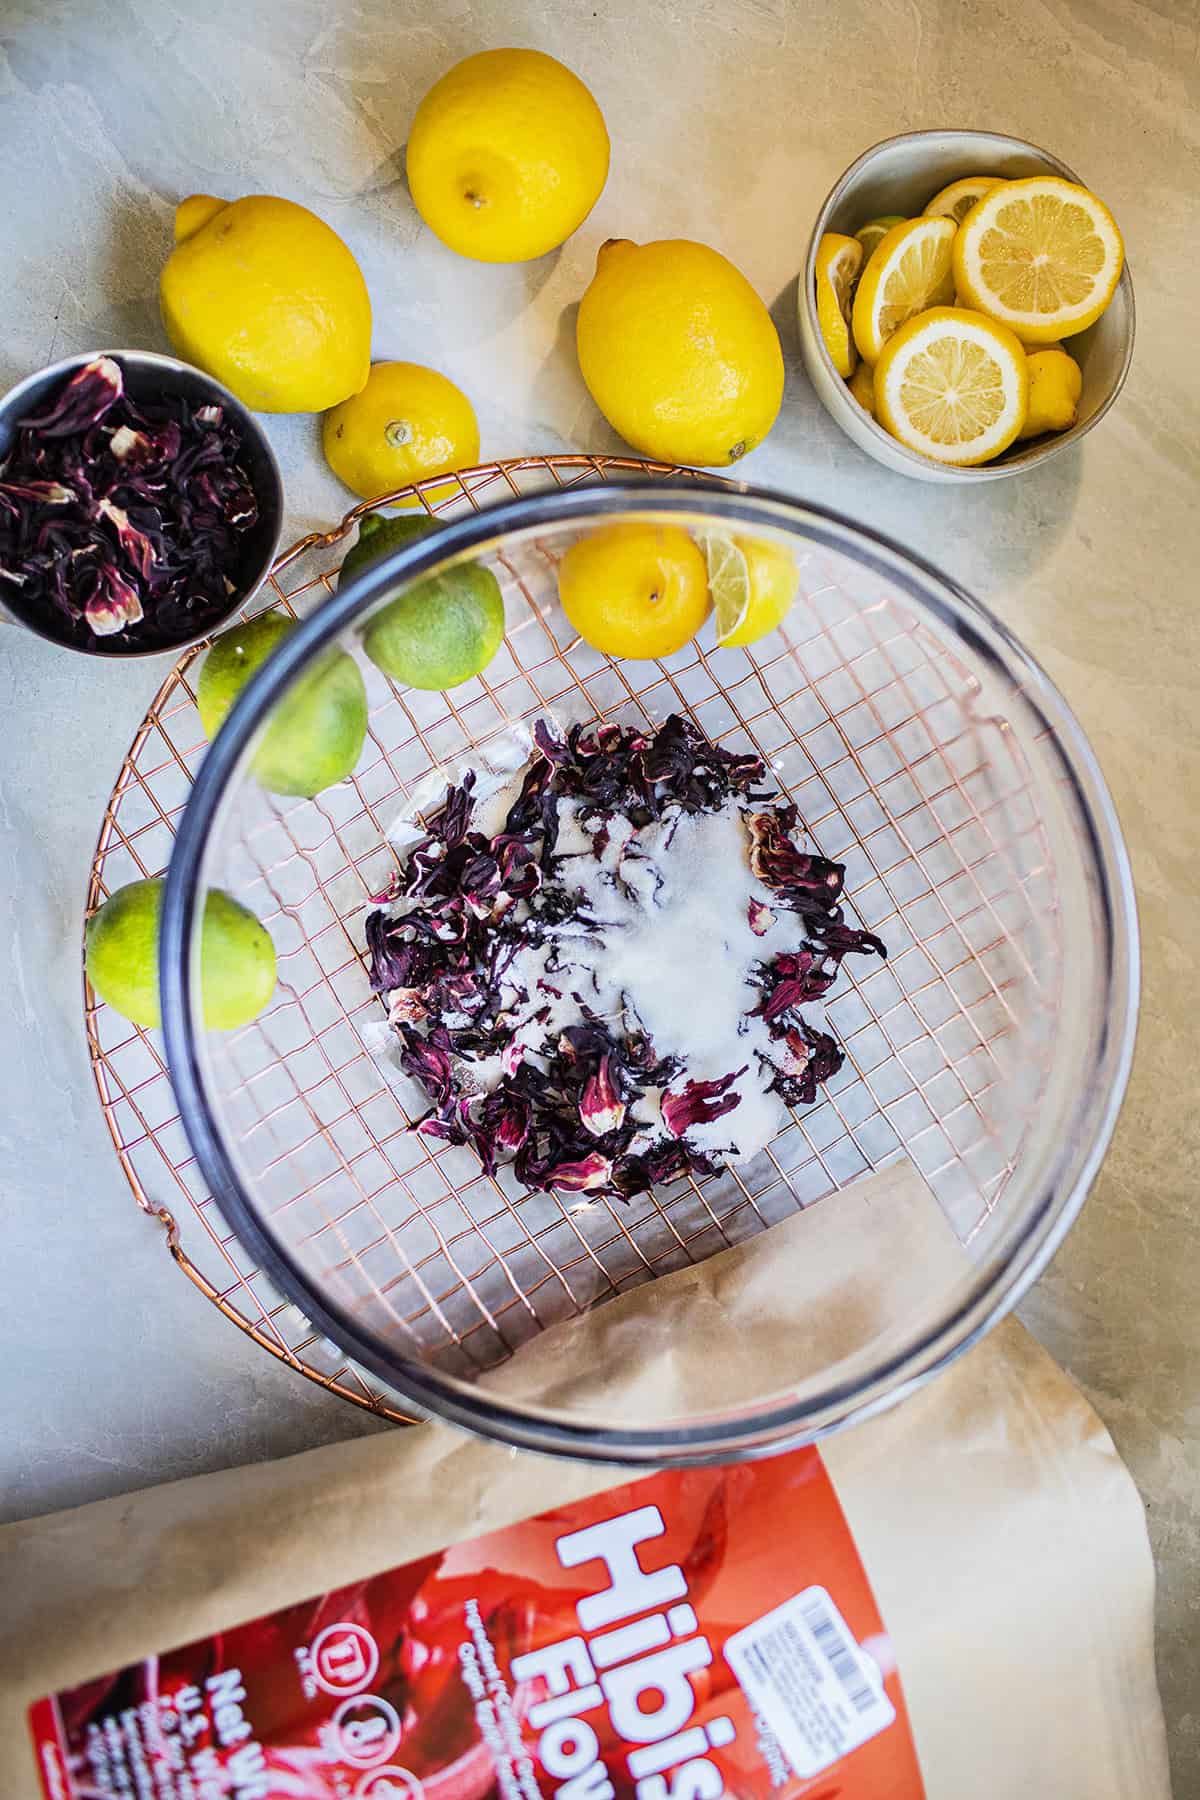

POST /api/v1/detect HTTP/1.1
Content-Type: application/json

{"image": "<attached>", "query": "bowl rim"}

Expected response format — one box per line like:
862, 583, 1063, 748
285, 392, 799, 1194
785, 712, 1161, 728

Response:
802, 128, 1137, 479
0, 347, 284, 659
160, 477, 1140, 1463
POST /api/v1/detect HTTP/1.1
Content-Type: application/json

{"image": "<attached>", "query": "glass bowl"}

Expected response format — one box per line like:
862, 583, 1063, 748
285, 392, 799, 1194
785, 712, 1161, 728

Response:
160, 479, 1138, 1462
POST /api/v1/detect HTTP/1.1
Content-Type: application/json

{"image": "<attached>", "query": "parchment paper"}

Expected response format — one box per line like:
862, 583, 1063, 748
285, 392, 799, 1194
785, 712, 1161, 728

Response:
0, 1162, 1169, 1797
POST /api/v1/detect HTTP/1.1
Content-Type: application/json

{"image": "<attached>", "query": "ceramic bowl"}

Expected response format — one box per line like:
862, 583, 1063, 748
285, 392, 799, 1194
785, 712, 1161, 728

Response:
798, 129, 1136, 483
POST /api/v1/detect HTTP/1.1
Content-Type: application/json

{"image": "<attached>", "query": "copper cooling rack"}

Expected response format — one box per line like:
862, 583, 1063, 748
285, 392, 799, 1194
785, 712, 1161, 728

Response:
85, 452, 1057, 1422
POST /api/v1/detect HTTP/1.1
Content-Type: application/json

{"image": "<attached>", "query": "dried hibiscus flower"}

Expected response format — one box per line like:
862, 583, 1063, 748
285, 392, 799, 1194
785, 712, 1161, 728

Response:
0, 356, 260, 650
366, 715, 887, 1201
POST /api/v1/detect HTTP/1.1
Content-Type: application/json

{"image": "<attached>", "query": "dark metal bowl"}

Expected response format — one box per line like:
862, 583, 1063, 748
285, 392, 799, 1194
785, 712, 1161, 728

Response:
0, 348, 284, 658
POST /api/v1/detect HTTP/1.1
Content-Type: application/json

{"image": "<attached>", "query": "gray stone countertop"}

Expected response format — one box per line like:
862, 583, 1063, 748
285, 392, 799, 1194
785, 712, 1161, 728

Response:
0, 0, 1197, 1790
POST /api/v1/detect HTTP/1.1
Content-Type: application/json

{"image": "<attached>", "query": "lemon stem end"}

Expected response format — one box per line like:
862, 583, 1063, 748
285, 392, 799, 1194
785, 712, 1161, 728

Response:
174, 193, 227, 243
597, 238, 636, 271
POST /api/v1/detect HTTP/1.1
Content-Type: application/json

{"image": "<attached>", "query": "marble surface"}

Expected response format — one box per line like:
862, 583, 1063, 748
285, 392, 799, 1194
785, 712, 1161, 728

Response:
0, 0, 1197, 1789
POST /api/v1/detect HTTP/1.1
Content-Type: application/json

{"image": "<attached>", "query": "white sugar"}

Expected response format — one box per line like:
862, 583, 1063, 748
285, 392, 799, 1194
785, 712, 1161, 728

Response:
480, 788, 806, 1164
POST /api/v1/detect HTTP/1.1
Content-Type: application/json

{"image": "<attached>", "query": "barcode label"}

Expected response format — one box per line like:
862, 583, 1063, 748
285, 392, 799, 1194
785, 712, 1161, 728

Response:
724, 1584, 896, 1778
800, 1593, 878, 1714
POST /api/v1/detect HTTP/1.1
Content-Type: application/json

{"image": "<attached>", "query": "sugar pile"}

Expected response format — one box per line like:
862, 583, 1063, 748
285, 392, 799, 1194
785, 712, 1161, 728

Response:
480, 795, 809, 1163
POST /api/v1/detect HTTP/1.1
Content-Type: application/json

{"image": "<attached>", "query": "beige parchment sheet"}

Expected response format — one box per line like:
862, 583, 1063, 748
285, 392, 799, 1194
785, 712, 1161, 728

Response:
0, 1162, 1170, 1798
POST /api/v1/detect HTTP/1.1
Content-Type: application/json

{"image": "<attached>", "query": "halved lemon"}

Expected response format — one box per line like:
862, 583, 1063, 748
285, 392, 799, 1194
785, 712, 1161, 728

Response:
699, 532, 750, 640
852, 216, 957, 364
814, 233, 863, 377
855, 215, 906, 261
874, 306, 1029, 466
953, 177, 1124, 343
701, 532, 799, 646
923, 175, 1003, 224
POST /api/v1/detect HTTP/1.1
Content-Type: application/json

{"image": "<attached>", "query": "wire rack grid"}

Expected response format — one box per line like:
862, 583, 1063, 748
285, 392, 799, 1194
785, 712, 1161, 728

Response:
85, 452, 1059, 1421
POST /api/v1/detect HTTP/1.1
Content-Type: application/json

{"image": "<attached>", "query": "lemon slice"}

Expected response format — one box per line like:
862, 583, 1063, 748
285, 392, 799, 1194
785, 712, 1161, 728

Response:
699, 532, 751, 642
874, 306, 1029, 465
923, 175, 1003, 224
814, 232, 863, 378
851, 216, 957, 364
953, 177, 1124, 343
855, 215, 905, 261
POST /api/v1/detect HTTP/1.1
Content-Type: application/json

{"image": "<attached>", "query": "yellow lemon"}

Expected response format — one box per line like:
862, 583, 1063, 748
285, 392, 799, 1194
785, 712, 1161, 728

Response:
923, 175, 1004, 224
855, 216, 906, 261
874, 307, 1029, 466
406, 49, 609, 262
160, 195, 371, 412
1018, 347, 1083, 438
814, 233, 863, 378
558, 524, 710, 659
323, 362, 480, 503
848, 360, 876, 416
953, 177, 1124, 343
577, 239, 784, 467
701, 533, 800, 647
852, 216, 957, 364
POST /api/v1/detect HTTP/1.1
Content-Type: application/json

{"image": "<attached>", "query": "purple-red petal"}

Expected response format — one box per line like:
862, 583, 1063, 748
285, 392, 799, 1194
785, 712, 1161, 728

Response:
661, 1069, 747, 1138
580, 1053, 627, 1136
541, 1152, 611, 1192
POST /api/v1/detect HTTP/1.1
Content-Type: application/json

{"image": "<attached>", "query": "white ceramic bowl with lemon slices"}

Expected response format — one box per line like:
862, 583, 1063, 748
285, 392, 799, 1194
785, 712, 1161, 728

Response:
799, 130, 1135, 482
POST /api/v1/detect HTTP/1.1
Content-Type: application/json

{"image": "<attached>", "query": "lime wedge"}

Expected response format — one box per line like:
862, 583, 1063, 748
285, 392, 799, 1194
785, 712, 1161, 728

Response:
698, 531, 751, 645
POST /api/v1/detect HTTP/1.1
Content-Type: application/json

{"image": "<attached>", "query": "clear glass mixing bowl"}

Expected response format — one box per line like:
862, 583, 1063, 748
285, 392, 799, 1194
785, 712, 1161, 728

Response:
160, 480, 1138, 1462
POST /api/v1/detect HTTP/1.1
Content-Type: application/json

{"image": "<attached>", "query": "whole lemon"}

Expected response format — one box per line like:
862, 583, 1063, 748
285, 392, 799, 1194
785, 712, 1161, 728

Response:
323, 362, 480, 503
406, 49, 609, 263
1018, 347, 1083, 439
577, 239, 785, 467
558, 524, 710, 660
86, 877, 276, 1031
160, 194, 372, 412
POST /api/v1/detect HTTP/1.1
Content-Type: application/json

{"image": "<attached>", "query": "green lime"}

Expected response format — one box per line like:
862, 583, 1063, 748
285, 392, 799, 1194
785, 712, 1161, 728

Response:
85, 877, 276, 1031
197, 612, 368, 798
338, 511, 435, 579
340, 512, 505, 691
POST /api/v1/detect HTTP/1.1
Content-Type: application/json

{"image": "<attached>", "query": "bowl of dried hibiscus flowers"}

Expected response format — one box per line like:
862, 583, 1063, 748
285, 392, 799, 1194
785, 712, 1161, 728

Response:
0, 349, 282, 656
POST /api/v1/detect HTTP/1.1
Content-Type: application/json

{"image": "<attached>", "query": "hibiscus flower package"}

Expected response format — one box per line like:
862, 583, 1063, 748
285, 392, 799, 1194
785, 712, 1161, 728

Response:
0, 1164, 1169, 1800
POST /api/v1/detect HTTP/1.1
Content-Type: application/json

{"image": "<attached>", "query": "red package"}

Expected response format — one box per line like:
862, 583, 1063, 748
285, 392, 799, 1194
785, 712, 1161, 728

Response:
28, 1447, 923, 1800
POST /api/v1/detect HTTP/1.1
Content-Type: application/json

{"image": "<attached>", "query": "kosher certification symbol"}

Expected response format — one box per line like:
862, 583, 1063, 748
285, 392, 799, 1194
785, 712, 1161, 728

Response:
354, 1769, 425, 1800
332, 1694, 402, 1768
310, 1622, 381, 1698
